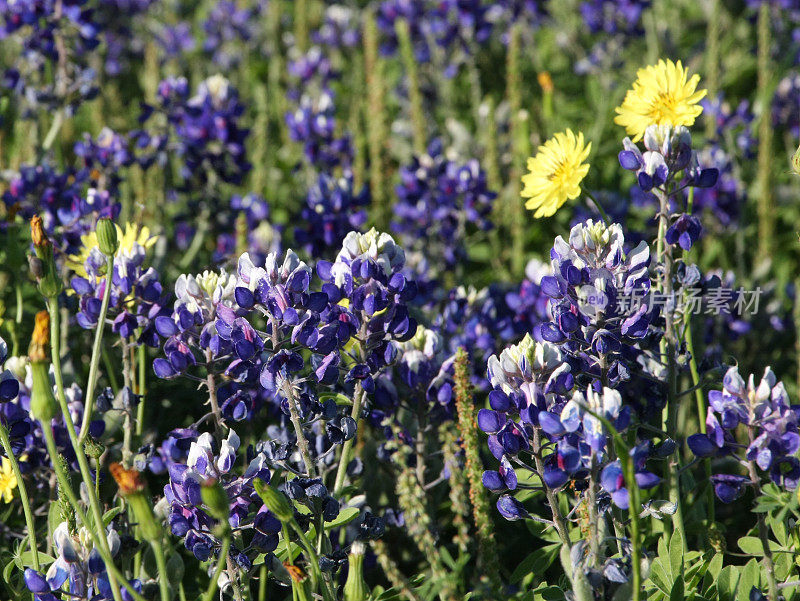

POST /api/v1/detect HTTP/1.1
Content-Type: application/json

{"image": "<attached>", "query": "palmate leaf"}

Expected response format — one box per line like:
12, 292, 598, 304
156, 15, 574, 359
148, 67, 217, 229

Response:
645, 530, 709, 600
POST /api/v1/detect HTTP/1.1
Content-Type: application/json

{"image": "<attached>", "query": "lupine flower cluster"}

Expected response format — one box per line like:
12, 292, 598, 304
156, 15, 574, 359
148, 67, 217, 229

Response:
69, 224, 167, 344
0, 0, 100, 113
139, 75, 251, 188
688, 366, 800, 502
392, 139, 496, 272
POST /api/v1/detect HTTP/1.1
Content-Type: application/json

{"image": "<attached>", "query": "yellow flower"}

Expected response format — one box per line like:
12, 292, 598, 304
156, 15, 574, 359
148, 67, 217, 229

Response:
67, 223, 156, 278
521, 129, 591, 218
0, 457, 17, 503
614, 59, 706, 142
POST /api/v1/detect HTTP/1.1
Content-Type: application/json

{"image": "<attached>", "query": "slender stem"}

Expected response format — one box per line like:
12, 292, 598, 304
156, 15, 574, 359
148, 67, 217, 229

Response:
0, 423, 40, 571
333, 383, 364, 494
756, 1, 774, 264
258, 564, 267, 601
205, 350, 223, 437
202, 535, 231, 601
748, 459, 778, 601
40, 421, 143, 601
151, 540, 172, 601
46, 300, 129, 601
78, 254, 115, 442
136, 343, 146, 437
653, 187, 687, 551
101, 347, 120, 394
531, 428, 570, 547
622, 447, 642, 601
281, 379, 317, 478
583, 188, 611, 225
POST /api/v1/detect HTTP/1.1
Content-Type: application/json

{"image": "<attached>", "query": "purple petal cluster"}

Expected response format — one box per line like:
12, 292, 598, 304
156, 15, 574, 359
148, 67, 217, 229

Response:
688, 366, 800, 502
392, 139, 496, 272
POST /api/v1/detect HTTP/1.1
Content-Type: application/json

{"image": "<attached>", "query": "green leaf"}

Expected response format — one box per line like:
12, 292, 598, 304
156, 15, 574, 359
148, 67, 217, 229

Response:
324, 506, 360, 529
737, 536, 782, 556
318, 393, 353, 407
716, 565, 740, 601
103, 506, 124, 527
510, 544, 561, 584
736, 558, 760, 601
669, 530, 684, 582
14, 551, 55, 569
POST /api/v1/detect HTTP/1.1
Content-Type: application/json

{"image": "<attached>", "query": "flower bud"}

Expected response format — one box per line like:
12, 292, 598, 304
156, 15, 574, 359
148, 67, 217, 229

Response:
83, 437, 105, 460
29, 216, 62, 298
254, 480, 294, 523
29, 360, 58, 423
201, 479, 231, 524
96, 219, 119, 257
343, 540, 368, 601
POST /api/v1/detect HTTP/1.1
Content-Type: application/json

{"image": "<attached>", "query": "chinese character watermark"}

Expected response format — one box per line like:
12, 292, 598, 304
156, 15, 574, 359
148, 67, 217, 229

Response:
614, 288, 762, 316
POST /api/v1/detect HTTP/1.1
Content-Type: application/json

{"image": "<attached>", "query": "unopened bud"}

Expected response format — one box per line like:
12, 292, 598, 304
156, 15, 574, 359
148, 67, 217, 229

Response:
29, 216, 61, 297
254, 480, 294, 523
201, 478, 230, 524
343, 540, 368, 601
96, 219, 119, 257
84, 437, 105, 459
29, 361, 58, 423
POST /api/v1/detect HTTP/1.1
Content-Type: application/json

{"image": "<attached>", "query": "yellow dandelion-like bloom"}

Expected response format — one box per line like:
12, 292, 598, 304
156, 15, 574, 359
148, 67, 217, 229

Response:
67, 223, 156, 278
0, 457, 17, 503
614, 59, 707, 142
521, 129, 591, 218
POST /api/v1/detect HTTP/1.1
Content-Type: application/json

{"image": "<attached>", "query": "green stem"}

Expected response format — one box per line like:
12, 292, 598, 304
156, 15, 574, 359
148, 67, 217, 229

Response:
101, 347, 120, 394
40, 421, 143, 601
0, 423, 40, 571
756, 1, 774, 264
395, 19, 426, 156
151, 540, 172, 601
282, 380, 317, 478
46, 301, 128, 601
202, 535, 231, 601
136, 343, 146, 437
653, 187, 687, 551
333, 384, 364, 495
78, 253, 115, 442
582, 188, 611, 225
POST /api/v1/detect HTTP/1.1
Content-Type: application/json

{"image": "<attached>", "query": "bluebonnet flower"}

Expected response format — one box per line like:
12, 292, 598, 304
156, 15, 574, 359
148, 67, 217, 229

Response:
2, 165, 116, 254
688, 366, 800, 502
294, 174, 368, 258
93, 0, 156, 76
23, 522, 136, 601
486, 1, 546, 44
73, 127, 133, 194
376, 0, 432, 62
504, 259, 552, 342
539, 219, 653, 386
618, 124, 718, 193
165, 429, 281, 563
201, 1, 262, 69
480, 334, 576, 493
692, 145, 744, 228
153, 268, 237, 381
140, 75, 251, 188
156, 22, 196, 58
285, 91, 353, 170
68, 224, 166, 345
312, 5, 361, 49
392, 139, 496, 272
598, 443, 660, 509
665, 214, 702, 251
701, 94, 756, 157
0, 0, 100, 114
580, 0, 649, 34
